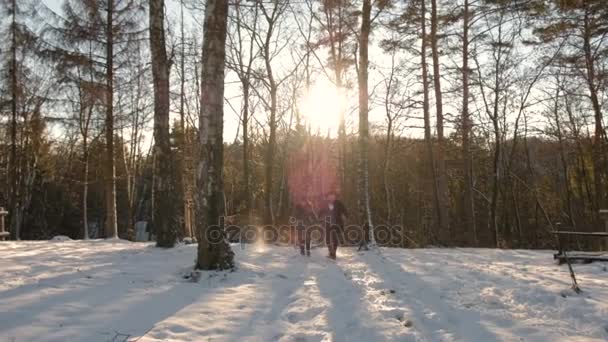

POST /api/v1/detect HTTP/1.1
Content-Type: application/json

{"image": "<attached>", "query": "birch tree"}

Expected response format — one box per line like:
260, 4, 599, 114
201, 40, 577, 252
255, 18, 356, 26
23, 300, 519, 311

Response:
195, 0, 234, 270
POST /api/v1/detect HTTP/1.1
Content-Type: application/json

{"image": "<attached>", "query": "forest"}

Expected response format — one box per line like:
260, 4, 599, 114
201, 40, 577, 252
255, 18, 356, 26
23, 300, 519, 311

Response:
2, 1, 608, 339
0, 0, 606, 255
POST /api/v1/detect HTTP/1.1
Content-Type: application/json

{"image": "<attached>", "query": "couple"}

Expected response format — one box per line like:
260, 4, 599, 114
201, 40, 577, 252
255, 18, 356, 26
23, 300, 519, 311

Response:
292, 191, 348, 260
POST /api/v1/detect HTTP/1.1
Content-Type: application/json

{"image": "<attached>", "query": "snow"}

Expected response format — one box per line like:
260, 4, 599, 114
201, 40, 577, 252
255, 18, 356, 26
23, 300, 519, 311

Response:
49, 235, 72, 242
1, 241, 607, 342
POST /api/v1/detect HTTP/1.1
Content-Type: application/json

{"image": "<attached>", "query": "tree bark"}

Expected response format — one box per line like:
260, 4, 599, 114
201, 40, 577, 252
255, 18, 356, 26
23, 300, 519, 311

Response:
196, 0, 234, 270
430, 0, 449, 243
150, 0, 177, 247
9, 0, 20, 240
462, 0, 475, 245
421, 0, 440, 244
180, 0, 191, 238
242, 82, 251, 215
358, 0, 374, 245
83, 133, 89, 239
383, 51, 397, 226
261, 5, 278, 225
104, 0, 118, 239
582, 9, 606, 214
228, 1, 257, 217
553, 74, 576, 231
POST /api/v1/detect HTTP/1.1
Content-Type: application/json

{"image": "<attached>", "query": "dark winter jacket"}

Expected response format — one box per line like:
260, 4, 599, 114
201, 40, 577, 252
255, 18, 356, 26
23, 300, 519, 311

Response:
321, 200, 348, 227
292, 204, 316, 226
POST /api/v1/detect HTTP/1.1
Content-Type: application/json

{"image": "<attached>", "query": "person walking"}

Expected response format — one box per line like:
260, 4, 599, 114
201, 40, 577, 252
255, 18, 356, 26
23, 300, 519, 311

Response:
292, 197, 316, 256
322, 191, 347, 260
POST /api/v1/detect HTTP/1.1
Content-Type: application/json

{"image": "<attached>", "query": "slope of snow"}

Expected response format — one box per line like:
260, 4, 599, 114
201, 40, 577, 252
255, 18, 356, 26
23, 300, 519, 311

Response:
0, 240, 607, 342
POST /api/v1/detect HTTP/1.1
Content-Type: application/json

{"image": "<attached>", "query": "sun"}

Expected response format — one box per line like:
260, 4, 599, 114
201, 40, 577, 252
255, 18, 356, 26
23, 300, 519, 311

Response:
299, 79, 346, 134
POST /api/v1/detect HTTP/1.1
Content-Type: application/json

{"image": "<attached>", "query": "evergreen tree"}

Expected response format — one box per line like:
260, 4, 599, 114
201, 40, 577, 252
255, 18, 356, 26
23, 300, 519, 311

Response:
50, 0, 145, 238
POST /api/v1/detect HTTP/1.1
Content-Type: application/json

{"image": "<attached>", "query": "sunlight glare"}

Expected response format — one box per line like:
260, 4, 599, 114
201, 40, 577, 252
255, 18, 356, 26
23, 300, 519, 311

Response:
299, 79, 346, 134
254, 240, 267, 253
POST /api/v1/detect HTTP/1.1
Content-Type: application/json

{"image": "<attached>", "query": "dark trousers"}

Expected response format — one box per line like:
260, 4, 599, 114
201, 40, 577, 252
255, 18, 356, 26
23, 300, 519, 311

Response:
298, 227, 311, 255
326, 225, 342, 258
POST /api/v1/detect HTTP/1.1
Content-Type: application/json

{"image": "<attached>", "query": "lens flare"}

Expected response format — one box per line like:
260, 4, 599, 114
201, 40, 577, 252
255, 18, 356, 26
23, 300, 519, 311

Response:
299, 79, 346, 134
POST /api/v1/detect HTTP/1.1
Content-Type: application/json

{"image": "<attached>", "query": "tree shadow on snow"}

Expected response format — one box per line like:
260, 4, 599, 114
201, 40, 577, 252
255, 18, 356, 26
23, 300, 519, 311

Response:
314, 258, 388, 342
359, 249, 506, 341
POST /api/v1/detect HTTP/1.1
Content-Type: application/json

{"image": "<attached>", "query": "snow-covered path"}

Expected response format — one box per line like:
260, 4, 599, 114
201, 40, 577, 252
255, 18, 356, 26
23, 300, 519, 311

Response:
1, 241, 607, 341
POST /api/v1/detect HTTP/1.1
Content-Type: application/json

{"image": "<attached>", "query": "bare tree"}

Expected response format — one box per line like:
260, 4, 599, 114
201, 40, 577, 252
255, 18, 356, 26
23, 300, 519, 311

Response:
150, 0, 177, 247
8, 0, 19, 240
461, 0, 475, 244
310, 0, 358, 191
226, 0, 259, 218
358, 0, 374, 245
430, 0, 449, 241
253, 0, 298, 225
420, 0, 441, 244
195, 0, 234, 270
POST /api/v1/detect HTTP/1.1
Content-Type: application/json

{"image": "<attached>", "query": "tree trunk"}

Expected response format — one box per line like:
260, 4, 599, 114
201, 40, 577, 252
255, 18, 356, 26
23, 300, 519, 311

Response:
263, 16, 278, 226
83, 136, 89, 239
104, 0, 118, 239
196, 0, 234, 270
242, 82, 251, 215
430, 0, 449, 243
461, 0, 475, 245
9, 0, 20, 240
322, 2, 347, 196
150, 0, 177, 247
421, 0, 440, 244
566, 96, 595, 220
358, 0, 374, 245
180, 0, 191, 238
553, 75, 576, 230
383, 52, 396, 226
278, 103, 295, 220
583, 10, 606, 214
490, 108, 501, 247
489, 23, 505, 248
384, 118, 392, 225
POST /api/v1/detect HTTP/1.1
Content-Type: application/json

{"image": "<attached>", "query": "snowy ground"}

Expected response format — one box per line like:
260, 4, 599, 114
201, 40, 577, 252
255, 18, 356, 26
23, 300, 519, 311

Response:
1, 240, 607, 342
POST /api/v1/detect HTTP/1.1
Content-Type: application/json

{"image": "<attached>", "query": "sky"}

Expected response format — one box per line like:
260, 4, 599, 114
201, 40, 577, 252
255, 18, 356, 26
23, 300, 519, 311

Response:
40, 0, 424, 146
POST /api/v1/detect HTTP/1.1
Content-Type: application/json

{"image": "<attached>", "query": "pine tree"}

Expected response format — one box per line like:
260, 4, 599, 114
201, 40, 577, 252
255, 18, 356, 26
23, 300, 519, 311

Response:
52, 0, 145, 239
535, 0, 608, 217
0, 0, 47, 240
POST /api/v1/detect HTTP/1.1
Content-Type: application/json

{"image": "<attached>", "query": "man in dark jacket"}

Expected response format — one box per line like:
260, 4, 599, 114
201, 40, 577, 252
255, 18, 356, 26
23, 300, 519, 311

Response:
321, 191, 347, 260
